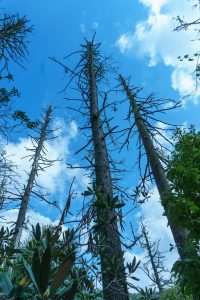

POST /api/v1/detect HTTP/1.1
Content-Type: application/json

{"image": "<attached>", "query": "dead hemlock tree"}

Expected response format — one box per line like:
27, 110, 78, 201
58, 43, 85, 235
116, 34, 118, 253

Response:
50, 37, 131, 300
117, 75, 187, 260
0, 151, 17, 212
139, 221, 171, 295
0, 14, 33, 72
12, 106, 60, 248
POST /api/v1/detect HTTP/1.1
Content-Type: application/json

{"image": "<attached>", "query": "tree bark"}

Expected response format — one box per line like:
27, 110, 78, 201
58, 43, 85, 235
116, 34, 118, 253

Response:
12, 106, 52, 248
119, 75, 187, 259
88, 54, 129, 299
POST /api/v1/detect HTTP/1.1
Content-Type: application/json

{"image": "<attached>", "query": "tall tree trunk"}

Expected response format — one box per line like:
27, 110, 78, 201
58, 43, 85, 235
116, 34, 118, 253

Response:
119, 75, 186, 259
88, 53, 129, 300
12, 106, 53, 248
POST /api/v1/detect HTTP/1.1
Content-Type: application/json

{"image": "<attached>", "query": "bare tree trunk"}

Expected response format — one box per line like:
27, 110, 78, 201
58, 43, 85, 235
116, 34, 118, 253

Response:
88, 54, 129, 300
119, 75, 186, 259
0, 152, 15, 210
141, 222, 163, 295
12, 106, 53, 248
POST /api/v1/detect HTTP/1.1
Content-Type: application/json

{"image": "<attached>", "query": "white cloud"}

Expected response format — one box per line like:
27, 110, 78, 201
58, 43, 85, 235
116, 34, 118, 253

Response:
0, 209, 56, 227
116, 0, 200, 103
141, 188, 171, 242
171, 69, 199, 104
0, 119, 89, 241
116, 33, 134, 53
140, 187, 178, 268
4, 120, 80, 194
3, 119, 88, 214
123, 185, 178, 290
125, 250, 153, 289
0, 209, 58, 242
138, 0, 168, 14
124, 187, 178, 290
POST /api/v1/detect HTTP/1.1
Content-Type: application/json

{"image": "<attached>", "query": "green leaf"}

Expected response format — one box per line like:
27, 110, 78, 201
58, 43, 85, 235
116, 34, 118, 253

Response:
35, 223, 41, 241
50, 252, 75, 295
0, 272, 12, 296
8, 286, 30, 299
131, 259, 140, 273
82, 190, 93, 196
115, 202, 125, 209
32, 249, 41, 290
40, 244, 51, 294
94, 201, 106, 208
23, 258, 40, 294
57, 280, 78, 300
130, 276, 140, 281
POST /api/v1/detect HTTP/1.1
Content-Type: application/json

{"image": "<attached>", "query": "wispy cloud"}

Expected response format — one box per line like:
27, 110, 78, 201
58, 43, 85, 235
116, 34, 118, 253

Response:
116, 0, 200, 103
2, 119, 89, 218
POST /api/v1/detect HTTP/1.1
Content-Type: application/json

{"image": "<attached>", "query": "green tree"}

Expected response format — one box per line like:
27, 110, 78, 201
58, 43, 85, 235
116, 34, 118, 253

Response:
166, 127, 200, 299
0, 13, 37, 138
160, 285, 192, 300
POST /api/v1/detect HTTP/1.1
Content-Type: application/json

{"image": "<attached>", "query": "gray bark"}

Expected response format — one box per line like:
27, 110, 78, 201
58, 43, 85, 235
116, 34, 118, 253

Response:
88, 55, 129, 299
119, 75, 187, 259
12, 106, 52, 248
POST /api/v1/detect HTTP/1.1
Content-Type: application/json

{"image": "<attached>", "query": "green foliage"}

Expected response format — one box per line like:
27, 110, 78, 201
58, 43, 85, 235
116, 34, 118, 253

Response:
82, 184, 125, 211
137, 287, 158, 300
167, 127, 200, 241
0, 86, 20, 104
0, 224, 79, 299
126, 256, 140, 281
166, 127, 200, 299
160, 285, 193, 300
0, 75, 38, 135
172, 254, 200, 299
0, 227, 18, 268
178, 54, 200, 80
12, 110, 38, 129
0, 13, 37, 134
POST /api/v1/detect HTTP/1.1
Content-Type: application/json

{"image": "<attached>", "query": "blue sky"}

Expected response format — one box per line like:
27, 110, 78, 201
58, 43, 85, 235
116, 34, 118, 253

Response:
2, 0, 200, 290
4, 0, 200, 123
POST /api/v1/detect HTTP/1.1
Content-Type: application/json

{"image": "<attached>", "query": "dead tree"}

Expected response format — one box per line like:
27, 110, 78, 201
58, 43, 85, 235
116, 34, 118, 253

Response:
12, 105, 59, 248
0, 14, 33, 72
0, 151, 17, 211
118, 75, 187, 259
87, 44, 129, 300
140, 221, 171, 295
174, 0, 200, 34
50, 37, 130, 300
